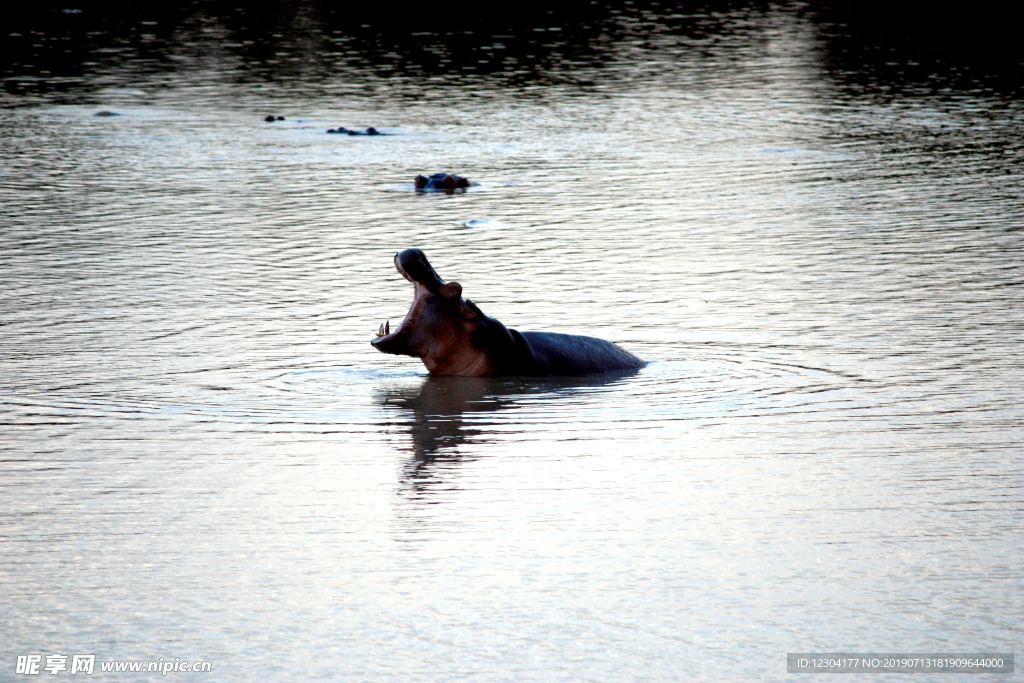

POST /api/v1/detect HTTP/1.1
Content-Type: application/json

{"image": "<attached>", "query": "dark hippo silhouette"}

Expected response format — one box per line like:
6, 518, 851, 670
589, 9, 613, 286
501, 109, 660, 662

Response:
327, 126, 382, 135
371, 249, 644, 376
264, 115, 286, 122
414, 173, 471, 192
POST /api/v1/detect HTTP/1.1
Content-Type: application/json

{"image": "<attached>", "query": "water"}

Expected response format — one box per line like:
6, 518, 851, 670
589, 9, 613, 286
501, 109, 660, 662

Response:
2, 2, 1022, 680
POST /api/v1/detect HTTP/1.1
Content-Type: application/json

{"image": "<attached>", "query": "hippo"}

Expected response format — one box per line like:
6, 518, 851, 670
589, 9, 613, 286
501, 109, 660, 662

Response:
415, 173, 471, 192
371, 249, 644, 376
327, 127, 381, 135
264, 115, 286, 122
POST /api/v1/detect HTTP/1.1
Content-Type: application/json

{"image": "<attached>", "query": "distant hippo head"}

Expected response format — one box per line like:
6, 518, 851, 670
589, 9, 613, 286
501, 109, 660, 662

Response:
372, 249, 500, 375
414, 173, 471, 192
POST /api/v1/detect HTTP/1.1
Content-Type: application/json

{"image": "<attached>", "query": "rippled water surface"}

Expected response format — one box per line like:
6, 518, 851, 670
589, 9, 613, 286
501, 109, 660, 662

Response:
2, 2, 1023, 680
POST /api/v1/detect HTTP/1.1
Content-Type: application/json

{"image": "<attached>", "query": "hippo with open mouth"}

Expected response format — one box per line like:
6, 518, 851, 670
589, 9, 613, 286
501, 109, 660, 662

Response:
371, 249, 644, 376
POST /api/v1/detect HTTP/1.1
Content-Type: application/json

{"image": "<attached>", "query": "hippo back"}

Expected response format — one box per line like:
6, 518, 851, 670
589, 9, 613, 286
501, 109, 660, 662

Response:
517, 331, 644, 376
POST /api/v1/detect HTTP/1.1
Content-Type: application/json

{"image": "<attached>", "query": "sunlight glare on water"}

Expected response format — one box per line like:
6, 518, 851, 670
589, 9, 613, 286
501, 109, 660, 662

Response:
1, 1, 1022, 680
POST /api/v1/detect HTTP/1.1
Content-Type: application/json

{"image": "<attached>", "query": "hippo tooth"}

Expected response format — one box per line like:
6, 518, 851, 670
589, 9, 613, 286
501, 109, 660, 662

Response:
377, 322, 385, 337
385, 320, 390, 335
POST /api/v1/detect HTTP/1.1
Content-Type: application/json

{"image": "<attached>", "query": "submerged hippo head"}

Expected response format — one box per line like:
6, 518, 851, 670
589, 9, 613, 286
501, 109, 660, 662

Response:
372, 249, 504, 375
414, 173, 471, 192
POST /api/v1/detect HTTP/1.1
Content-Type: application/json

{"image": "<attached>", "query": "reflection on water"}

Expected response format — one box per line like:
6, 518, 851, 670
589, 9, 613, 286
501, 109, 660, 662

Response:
7, 0, 1021, 104
2, 1, 1023, 680
378, 372, 640, 463
381, 376, 521, 464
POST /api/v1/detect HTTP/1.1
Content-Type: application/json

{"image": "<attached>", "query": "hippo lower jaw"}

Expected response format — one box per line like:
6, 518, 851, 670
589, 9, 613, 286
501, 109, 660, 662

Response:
371, 310, 414, 356
370, 326, 405, 355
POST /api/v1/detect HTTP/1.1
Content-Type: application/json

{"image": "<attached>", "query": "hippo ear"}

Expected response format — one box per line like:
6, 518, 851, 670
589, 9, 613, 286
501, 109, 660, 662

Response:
439, 281, 462, 299
460, 298, 480, 320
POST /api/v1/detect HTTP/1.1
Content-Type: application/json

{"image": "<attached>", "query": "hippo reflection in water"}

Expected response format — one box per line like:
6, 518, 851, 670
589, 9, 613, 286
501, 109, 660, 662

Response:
371, 249, 644, 376
414, 173, 471, 192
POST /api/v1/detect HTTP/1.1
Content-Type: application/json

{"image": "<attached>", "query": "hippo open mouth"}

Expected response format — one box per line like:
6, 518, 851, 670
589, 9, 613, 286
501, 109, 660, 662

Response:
371, 249, 451, 356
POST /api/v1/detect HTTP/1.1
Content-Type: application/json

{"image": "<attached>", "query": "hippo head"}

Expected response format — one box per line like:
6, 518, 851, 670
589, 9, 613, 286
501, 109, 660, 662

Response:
372, 249, 498, 375
414, 173, 471, 192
